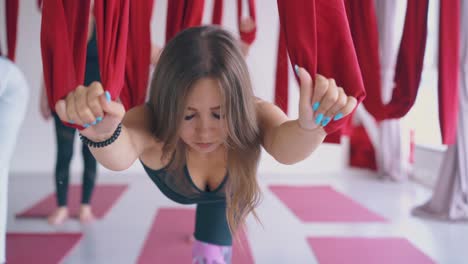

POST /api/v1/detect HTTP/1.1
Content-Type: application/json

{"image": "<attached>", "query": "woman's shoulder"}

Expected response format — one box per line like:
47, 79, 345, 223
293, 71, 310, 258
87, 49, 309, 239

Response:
254, 97, 288, 125
123, 104, 162, 152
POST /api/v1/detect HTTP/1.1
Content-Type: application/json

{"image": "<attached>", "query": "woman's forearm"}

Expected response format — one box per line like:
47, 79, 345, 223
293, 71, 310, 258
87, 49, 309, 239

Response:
87, 125, 140, 171
269, 120, 327, 165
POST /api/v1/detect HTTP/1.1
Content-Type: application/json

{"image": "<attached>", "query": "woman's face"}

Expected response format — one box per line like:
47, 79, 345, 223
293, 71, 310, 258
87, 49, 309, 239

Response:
179, 78, 227, 154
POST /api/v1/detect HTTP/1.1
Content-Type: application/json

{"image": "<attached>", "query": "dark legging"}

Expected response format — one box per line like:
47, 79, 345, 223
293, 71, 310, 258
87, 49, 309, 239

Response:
53, 113, 97, 206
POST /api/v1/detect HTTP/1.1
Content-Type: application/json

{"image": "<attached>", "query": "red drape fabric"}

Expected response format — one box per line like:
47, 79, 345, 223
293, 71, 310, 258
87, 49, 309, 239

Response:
349, 125, 377, 170
438, 0, 460, 145
345, 0, 428, 121
237, 0, 257, 45
381, 0, 428, 119
1, 0, 19, 61
94, 0, 130, 102
165, 0, 205, 43
212, 0, 223, 25
274, 27, 288, 112
345, 0, 428, 170
41, 0, 91, 111
120, 0, 154, 110
276, 0, 366, 142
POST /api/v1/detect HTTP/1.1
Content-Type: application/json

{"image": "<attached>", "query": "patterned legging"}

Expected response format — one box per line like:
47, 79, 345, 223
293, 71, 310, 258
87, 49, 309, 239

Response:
192, 240, 232, 264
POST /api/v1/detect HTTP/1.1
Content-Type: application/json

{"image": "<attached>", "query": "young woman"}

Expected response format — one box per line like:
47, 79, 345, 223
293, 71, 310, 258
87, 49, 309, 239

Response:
54, 26, 357, 263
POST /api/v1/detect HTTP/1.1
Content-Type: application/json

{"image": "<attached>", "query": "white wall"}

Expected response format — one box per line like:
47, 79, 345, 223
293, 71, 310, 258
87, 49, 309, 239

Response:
8, 0, 343, 176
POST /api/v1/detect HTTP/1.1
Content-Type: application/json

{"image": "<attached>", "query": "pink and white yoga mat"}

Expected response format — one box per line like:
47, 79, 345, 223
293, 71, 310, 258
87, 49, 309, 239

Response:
16, 184, 127, 219
6, 233, 82, 264
269, 185, 386, 222
308, 237, 436, 264
136, 208, 254, 264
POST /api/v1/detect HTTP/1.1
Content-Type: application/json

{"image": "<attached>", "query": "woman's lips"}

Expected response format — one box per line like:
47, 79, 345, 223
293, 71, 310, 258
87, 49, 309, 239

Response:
196, 143, 213, 149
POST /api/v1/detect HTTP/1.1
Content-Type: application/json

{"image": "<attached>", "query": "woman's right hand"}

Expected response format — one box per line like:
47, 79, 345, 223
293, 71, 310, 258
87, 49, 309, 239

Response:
54, 82, 125, 141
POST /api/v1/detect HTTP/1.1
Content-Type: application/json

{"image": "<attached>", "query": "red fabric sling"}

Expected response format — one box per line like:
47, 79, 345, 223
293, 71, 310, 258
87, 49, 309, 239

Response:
1, 0, 19, 61
438, 0, 460, 145
237, 0, 257, 45
345, 0, 428, 169
94, 0, 130, 102
41, 0, 91, 111
120, 0, 154, 110
383, 0, 428, 119
212, 0, 223, 25
276, 0, 366, 142
165, 0, 205, 43
345, 0, 429, 121
274, 27, 288, 112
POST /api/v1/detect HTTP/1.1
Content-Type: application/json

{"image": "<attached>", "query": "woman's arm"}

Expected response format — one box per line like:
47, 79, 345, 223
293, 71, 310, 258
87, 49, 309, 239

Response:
257, 99, 326, 165
258, 66, 356, 165
87, 105, 158, 171
55, 82, 160, 171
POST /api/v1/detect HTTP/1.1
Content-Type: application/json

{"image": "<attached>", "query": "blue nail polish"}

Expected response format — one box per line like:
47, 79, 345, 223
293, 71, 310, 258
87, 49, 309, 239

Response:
91, 120, 97, 125
96, 116, 103, 122
334, 112, 343, 121
313, 102, 320, 111
294, 65, 299, 75
315, 113, 324, 125
84, 123, 90, 128
105, 91, 111, 102
69, 120, 75, 124
321, 116, 331, 127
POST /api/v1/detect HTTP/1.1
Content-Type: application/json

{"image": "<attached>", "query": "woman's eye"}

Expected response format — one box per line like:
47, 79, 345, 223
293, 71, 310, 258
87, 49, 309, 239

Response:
212, 113, 221, 119
184, 114, 195, 120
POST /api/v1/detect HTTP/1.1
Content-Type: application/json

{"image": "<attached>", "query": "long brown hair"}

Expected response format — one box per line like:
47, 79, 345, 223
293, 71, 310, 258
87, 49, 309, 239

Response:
148, 26, 261, 234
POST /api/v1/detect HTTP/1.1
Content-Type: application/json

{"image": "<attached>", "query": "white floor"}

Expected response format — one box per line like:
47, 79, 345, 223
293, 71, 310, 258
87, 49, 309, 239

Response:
7, 160, 468, 264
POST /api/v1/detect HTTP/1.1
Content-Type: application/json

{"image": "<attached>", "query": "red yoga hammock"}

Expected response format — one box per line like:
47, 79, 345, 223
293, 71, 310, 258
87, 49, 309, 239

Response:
94, 0, 129, 103
0, 0, 19, 61
120, 0, 154, 110
344, 0, 428, 170
345, 0, 428, 122
237, 0, 257, 45
438, 0, 460, 145
165, 0, 205, 43
211, 0, 223, 25
41, 0, 91, 112
276, 0, 367, 143
42, 0, 151, 127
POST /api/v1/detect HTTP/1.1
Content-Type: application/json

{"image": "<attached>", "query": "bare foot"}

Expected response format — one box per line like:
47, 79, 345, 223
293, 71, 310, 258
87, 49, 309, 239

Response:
79, 204, 95, 224
48, 207, 69, 225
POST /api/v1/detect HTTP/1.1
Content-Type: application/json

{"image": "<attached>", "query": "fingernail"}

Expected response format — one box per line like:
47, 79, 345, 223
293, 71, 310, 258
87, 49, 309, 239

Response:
321, 116, 331, 127
312, 102, 320, 111
294, 64, 299, 76
96, 116, 103, 122
91, 120, 97, 125
315, 113, 323, 125
334, 112, 343, 121
69, 120, 75, 124
84, 123, 90, 128
105, 91, 111, 102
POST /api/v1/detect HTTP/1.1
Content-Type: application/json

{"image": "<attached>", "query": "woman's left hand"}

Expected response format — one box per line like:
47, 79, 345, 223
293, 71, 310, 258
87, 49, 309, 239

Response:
295, 66, 357, 131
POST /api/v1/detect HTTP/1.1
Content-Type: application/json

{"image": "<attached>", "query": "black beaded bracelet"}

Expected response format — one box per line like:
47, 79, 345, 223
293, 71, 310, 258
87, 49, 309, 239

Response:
79, 123, 122, 148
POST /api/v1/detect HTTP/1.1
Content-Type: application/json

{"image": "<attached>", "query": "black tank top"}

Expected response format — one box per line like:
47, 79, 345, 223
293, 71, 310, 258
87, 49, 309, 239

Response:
140, 161, 228, 204
140, 161, 232, 245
